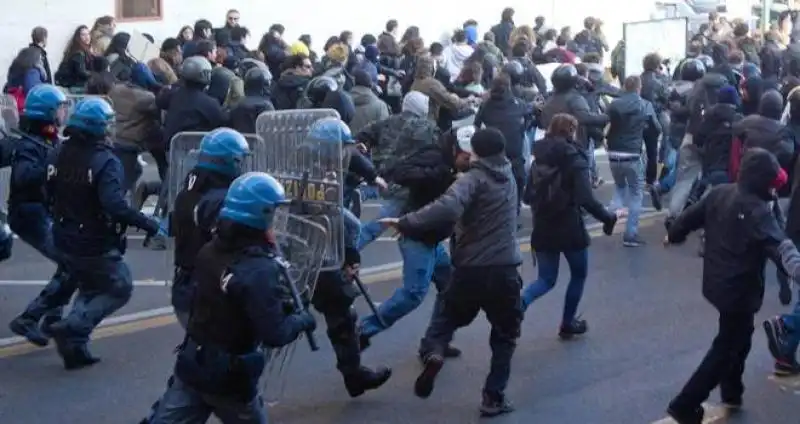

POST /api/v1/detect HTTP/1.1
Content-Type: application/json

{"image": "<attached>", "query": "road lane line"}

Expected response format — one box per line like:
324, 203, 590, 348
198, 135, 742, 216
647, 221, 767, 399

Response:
0, 212, 663, 356
650, 403, 728, 423
0, 314, 176, 359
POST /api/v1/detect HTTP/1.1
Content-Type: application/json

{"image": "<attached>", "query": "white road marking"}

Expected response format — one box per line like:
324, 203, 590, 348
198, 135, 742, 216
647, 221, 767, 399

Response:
0, 212, 664, 349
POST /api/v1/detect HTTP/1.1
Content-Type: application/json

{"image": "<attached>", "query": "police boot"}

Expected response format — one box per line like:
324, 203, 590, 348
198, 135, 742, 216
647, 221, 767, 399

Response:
49, 321, 101, 370
8, 315, 49, 346
343, 366, 392, 398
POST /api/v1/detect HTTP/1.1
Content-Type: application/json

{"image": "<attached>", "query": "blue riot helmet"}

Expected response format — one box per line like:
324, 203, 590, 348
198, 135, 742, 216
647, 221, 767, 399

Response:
307, 117, 354, 144
196, 127, 251, 176
22, 84, 68, 125
219, 172, 289, 230
65, 97, 115, 138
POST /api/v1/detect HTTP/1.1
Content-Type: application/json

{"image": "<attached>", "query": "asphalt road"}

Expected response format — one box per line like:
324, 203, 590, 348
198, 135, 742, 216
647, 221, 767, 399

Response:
13, 155, 800, 424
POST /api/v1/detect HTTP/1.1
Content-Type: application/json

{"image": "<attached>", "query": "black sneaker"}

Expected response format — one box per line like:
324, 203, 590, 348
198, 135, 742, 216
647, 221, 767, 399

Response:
414, 353, 444, 399
763, 316, 789, 362
344, 366, 392, 398
666, 403, 704, 424
623, 236, 646, 247
480, 392, 515, 417
9, 316, 49, 347
559, 319, 588, 340
648, 184, 663, 211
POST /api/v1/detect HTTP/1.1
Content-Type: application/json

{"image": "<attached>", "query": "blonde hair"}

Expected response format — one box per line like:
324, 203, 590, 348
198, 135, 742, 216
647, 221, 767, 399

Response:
326, 43, 349, 65
509, 25, 536, 50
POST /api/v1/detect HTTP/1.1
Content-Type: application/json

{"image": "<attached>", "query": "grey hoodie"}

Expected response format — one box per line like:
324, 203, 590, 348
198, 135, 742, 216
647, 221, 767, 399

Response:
399, 154, 522, 267
349, 86, 391, 134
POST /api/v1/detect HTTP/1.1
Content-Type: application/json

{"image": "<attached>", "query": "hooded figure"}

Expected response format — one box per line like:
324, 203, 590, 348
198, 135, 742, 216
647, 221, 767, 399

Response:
410, 55, 469, 122
734, 89, 796, 171
665, 147, 789, 423
105, 32, 136, 82
349, 69, 390, 134
229, 67, 275, 134
694, 85, 743, 185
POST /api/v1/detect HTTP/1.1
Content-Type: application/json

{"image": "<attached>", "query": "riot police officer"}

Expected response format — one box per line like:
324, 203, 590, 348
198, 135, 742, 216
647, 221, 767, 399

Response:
6, 84, 78, 347
229, 65, 275, 134
303, 117, 392, 397
170, 128, 252, 328
149, 172, 316, 423
301, 76, 356, 124
46, 97, 161, 370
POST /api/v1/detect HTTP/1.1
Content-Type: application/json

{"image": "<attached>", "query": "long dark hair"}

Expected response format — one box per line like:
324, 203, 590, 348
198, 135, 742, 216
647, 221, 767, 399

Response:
8, 47, 42, 77
104, 32, 131, 57
401, 26, 420, 45
62, 25, 91, 63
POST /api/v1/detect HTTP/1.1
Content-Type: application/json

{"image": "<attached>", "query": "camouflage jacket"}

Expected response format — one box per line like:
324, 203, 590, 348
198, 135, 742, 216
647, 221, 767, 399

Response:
355, 111, 440, 197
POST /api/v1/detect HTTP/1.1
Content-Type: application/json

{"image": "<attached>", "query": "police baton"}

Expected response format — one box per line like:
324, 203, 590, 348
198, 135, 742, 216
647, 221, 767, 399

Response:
276, 257, 320, 352
352, 274, 386, 328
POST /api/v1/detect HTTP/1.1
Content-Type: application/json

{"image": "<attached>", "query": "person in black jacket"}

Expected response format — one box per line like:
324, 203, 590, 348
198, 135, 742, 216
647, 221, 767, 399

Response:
475, 73, 534, 216
54, 25, 93, 91
734, 90, 795, 172
665, 148, 790, 424
228, 65, 274, 134
694, 86, 742, 186
522, 113, 617, 338
539, 64, 609, 163
272, 54, 313, 110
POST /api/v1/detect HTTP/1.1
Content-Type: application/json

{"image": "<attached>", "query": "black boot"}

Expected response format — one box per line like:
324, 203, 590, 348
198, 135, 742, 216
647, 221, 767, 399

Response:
8, 315, 49, 346
343, 366, 392, 398
50, 321, 100, 370
414, 353, 444, 399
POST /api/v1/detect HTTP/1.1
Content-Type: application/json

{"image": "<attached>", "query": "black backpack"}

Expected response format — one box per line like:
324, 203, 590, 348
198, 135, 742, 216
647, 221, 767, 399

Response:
524, 160, 571, 217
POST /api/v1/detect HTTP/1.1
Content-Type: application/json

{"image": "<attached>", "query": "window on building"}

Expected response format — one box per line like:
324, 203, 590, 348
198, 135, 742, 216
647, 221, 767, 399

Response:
116, 0, 162, 21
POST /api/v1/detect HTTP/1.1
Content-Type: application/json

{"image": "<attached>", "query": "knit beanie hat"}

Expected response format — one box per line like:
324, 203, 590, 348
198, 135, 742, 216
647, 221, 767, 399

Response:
402, 91, 429, 117
718, 85, 739, 105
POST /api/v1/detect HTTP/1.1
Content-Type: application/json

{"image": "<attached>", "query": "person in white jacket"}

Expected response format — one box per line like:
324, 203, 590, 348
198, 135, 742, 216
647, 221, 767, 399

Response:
443, 29, 474, 82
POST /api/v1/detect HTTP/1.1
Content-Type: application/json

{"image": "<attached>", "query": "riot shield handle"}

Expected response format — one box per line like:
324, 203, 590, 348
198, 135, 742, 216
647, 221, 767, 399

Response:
275, 256, 320, 351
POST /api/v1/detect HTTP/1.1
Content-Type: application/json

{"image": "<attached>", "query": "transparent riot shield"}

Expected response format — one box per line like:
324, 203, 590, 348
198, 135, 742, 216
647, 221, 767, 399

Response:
0, 95, 18, 229
163, 132, 266, 284
255, 109, 344, 271
0, 95, 19, 132
260, 208, 329, 404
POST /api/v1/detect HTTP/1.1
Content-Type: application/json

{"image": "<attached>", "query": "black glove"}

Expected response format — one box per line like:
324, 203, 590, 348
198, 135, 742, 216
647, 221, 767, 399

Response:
294, 311, 317, 333
603, 214, 617, 236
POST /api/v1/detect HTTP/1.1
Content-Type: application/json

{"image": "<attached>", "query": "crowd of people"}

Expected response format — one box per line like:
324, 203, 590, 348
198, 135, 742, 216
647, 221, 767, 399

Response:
3, 5, 800, 424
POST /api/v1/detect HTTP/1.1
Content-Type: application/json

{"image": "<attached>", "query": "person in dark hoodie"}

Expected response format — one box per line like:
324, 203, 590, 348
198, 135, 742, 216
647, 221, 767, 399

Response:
760, 31, 785, 82
734, 90, 795, 172
474, 73, 534, 215
695, 85, 742, 187
381, 127, 522, 417
182, 19, 214, 59
664, 147, 790, 424
258, 24, 288, 79
522, 113, 617, 338
228, 65, 274, 134
272, 54, 313, 110
509, 40, 548, 94
709, 43, 738, 87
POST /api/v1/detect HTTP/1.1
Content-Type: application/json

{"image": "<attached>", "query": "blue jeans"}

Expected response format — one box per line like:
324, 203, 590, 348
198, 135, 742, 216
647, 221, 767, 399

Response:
781, 242, 800, 358
8, 203, 76, 323
359, 238, 452, 338
522, 249, 588, 326
342, 208, 360, 250
658, 134, 680, 193
58, 250, 133, 346
149, 376, 268, 424
587, 139, 599, 181
356, 198, 402, 250
609, 157, 645, 239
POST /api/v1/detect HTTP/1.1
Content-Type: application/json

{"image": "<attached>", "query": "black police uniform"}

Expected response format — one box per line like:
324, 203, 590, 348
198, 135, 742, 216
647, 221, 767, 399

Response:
47, 129, 159, 369
170, 168, 234, 326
